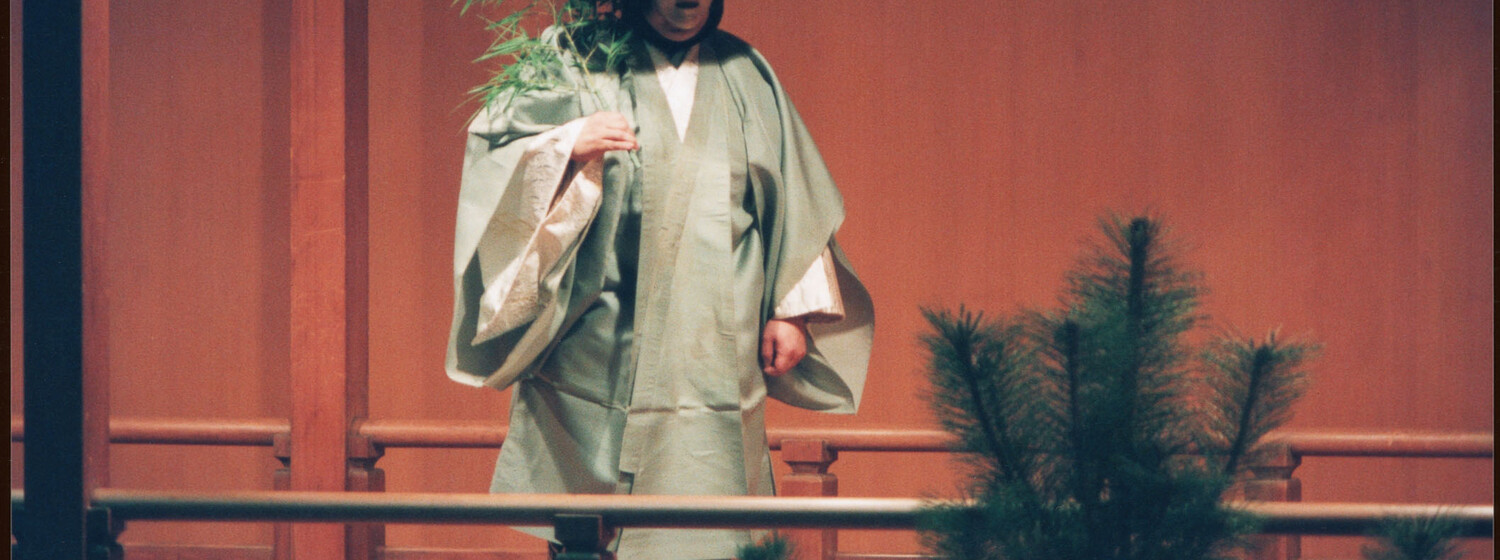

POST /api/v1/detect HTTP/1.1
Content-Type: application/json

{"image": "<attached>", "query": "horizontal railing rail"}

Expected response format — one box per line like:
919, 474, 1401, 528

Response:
10, 416, 285, 447
10, 415, 1495, 458
9, 489, 1495, 537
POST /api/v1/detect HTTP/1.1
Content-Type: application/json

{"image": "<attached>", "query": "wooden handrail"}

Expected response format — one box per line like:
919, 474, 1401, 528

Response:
356, 419, 505, 448
8, 489, 1494, 537
1275, 432, 1495, 458
114, 417, 286, 446
9, 416, 286, 447
91, 489, 922, 529
1249, 501, 1494, 537
10, 415, 1495, 458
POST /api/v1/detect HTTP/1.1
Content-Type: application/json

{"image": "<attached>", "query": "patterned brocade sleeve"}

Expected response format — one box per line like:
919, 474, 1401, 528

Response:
471, 117, 602, 344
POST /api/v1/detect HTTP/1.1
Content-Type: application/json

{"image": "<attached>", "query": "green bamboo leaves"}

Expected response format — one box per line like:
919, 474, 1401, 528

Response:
921, 215, 1317, 560
458, 0, 634, 125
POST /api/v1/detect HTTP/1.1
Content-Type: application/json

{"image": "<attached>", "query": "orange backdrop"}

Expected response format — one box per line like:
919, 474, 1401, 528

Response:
9, 1, 1493, 558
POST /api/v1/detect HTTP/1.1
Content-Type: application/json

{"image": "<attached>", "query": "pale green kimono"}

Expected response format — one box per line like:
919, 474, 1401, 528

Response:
447, 30, 873, 560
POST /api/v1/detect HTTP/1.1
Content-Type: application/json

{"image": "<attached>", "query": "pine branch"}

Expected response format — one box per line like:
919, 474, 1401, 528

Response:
1121, 218, 1151, 422
736, 532, 794, 560
1363, 513, 1466, 560
921, 308, 1017, 484
1204, 331, 1315, 477
1065, 217, 1201, 461
1221, 343, 1271, 476
1058, 320, 1091, 496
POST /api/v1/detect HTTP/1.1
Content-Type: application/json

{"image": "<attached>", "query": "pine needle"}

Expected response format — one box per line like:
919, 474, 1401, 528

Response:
736, 532, 794, 560
1363, 514, 1466, 560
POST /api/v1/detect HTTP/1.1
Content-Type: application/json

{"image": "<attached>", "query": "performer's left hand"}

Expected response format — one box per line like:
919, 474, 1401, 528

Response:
761, 318, 809, 377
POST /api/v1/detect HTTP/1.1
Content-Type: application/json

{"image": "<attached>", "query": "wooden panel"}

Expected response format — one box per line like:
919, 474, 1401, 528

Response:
98, 0, 293, 546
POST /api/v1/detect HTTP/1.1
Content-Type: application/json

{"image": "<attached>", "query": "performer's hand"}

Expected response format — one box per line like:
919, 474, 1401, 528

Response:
760, 318, 809, 377
571, 112, 638, 162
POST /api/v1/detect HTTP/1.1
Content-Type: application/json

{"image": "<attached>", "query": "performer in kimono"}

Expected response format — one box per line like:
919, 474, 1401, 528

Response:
446, 1, 873, 558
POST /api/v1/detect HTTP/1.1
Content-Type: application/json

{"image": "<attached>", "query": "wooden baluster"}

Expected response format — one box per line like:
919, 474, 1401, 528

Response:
86, 505, 124, 560
272, 431, 385, 560
554, 514, 615, 560
272, 433, 293, 560
781, 439, 838, 560
346, 432, 386, 560
1243, 444, 1302, 560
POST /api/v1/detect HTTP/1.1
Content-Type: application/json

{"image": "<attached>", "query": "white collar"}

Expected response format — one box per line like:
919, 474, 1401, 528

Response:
646, 44, 701, 141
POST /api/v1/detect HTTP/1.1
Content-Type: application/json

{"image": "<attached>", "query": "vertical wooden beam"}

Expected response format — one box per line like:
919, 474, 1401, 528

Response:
81, 1, 118, 557
80, 0, 112, 509
288, 0, 353, 557
341, 1, 381, 558
21, 0, 112, 557
342, 16, 379, 533
341, 0, 369, 427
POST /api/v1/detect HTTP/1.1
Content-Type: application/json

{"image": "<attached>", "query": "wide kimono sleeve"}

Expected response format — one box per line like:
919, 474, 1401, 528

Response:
446, 84, 601, 391
717, 34, 876, 414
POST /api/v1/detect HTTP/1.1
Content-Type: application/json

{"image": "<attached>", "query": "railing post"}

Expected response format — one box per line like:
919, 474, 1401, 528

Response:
272, 433, 292, 560
86, 505, 124, 560
346, 432, 386, 560
554, 513, 615, 560
781, 439, 838, 560
274, 430, 386, 560
1243, 444, 1302, 560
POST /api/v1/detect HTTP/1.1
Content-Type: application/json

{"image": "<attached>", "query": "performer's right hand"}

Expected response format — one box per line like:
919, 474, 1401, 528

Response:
571, 112, 638, 162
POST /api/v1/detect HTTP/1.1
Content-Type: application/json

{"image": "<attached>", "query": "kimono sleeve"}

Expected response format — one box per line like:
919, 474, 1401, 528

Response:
447, 98, 599, 391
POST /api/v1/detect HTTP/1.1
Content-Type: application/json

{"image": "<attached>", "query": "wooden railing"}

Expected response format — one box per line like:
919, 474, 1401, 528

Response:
10, 416, 1495, 560
13, 416, 1492, 456
11, 488, 1494, 534
9, 489, 1495, 560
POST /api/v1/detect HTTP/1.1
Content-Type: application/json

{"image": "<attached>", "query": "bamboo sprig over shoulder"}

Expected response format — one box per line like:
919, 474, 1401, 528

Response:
458, 0, 635, 125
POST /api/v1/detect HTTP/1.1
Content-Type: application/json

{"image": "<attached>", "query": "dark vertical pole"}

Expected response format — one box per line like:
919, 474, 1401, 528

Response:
22, 0, 87, 558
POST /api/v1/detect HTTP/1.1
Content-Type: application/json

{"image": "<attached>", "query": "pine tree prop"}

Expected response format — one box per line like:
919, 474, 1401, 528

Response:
921, 216, 1317, 560
1362, 514, 1466, 560
736, 532, 793, 560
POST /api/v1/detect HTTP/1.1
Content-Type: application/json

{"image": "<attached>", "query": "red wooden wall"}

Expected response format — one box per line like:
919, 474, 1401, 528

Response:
10, 1, 1493, 558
